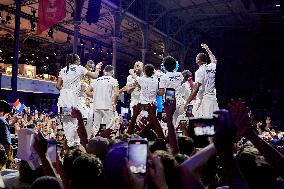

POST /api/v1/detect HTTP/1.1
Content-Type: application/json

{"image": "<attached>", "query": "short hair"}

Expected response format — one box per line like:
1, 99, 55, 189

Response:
144, 64, 155, 77
71, 154, 103, 189
163, 56, 177, 72
178, 136, 196, 156
66, 54, 79, 65
31, 176, 63, 189
175, 153, 189, 165
197, 53, 207, 63
104, 65, 114, 75
182, 70, 192, 79
63, 147, 85, 178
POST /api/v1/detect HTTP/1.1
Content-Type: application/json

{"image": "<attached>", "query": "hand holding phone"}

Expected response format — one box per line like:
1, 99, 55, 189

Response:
165, 88, 175, 103
128, 138, 148, 174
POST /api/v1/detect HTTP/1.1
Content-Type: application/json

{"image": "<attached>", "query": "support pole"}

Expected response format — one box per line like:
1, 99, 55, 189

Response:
11, 0, 21, 94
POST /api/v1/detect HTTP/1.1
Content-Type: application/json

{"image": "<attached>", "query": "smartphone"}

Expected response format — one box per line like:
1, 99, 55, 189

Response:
99, 124, 106, 132
47, 139, 57, 163
165, 88, 175, 102
186, 105, 193, 117
189, 118, 216, 136
128, 138, 148, 174
176, 130, 183, 137
60, 107, 72, 116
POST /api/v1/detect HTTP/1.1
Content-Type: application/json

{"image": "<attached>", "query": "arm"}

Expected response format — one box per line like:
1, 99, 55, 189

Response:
86, 85, 93, 98
72, 109, 88, 148
179, 144, 216, 189
230, 99, 284, 175
56, 77, 63, 91
164, 101, 179, 155
201, 43, 217, 64
85, 62, 102, 79
112, 86, 120, 112
184, 83, 201, 110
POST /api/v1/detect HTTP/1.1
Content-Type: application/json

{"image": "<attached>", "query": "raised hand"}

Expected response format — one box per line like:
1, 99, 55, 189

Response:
95, 62, 103, 72
228, 99, 252, 140
164, 99, 176, 120
201, 43, 209, 50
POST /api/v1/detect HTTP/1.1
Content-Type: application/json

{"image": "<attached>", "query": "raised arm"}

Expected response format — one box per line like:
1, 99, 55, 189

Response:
56, 77, 63, 91
86, 62, 103, 79
112, 86, 120, 112
201, 43, 217, 64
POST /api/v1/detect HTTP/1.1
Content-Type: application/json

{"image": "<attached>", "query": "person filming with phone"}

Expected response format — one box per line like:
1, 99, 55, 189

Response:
56, 54, 102, 147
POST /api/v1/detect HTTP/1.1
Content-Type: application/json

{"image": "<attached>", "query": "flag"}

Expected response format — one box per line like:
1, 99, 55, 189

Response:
13, 99, 25, 112
37, 0, 66, 34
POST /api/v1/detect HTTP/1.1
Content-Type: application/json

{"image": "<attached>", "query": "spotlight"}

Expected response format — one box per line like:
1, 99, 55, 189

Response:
11, 56, 13, 59
91, 43, 95, 50
54, 52, 56, 55
0, 49, 2, 52
48, 27, 54, 38
276, 4, 280, 7
46, 57, 49, 59
80, 39, 85, 46
154, 52, 156, 55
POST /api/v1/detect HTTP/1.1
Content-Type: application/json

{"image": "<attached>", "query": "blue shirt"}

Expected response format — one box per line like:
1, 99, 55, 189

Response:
0, 117, 11, 145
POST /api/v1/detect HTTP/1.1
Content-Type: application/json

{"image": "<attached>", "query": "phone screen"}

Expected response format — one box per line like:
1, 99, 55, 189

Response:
100, 124, 106, 131
47, 139, 57, 163
60, 107, 72, 116
165, 88, 175, 102
191, 119, 215, 136
128, 139, 148, 174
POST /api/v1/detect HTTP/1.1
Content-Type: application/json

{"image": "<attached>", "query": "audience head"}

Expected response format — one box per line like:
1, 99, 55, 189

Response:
178, 136, 196, 156
144, 64, 155, 77
31, 176, 63, 189
174, 153, 189, 164
19, 160, 44, 184
196, 53, 207, 65
71, 154, 104, 189
87, 136, 109, 161
104, 65, 114, 77
0, 100, 12, 116
63, 146, 86, 178
163, 56, 177, 72
149, 138, 168, 153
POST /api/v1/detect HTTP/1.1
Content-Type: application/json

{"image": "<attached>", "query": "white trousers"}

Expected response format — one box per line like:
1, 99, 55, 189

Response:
93, 109, 115, 135
173, 96, 185, 128
199, 95, 219, 118
62, 116, 80, 147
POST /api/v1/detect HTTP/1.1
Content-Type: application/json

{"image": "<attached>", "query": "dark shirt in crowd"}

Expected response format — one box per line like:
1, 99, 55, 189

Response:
0, 117, 11, 145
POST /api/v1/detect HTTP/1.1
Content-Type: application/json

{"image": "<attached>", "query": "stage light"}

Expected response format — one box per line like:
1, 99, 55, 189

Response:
159, 54, 162, 57
0, 49, 2, 52
111, 52, 112, 55
154, 52, 156, 55
11, 56, 13, 59
91, 43, 95, 50
46, 57, 49, 59
32, 53, 34, 56
276, 4, 280, 7
54, 52, 56, 55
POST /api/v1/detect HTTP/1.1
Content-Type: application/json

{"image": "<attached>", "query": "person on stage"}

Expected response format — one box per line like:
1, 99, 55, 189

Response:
86, 65, 119, 136
56, 54, 102, 147
184, 43, 219, 118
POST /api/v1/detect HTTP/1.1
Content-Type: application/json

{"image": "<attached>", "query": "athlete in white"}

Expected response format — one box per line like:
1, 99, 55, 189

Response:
159, 56, 184, 127
86, 65, 119, 135
56, 54, 102, 147
130, 64, 159, 105
126, 61, 143, 115
184, 43, 219, 118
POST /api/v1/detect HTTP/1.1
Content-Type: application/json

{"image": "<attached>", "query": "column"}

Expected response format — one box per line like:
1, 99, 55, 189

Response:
11, 0, 21, 93
141, 49, 147, 64
112, 36, 119, 78
141, 24, 149, 64
73, 21, 80, 54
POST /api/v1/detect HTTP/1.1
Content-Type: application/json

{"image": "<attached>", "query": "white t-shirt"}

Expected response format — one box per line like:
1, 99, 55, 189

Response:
182, 81, 192, 101
204, 63, 216, 95
195, 63, 216, 98
92, 76, 119, 110
159, 72, 184, 98
195, 64, 206, 100
59, 64, 88, 95
136, 76, 158, 104
127, 75, 141, 105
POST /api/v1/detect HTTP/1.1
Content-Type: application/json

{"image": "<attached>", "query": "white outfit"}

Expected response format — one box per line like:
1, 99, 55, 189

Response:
58, 64, 88, 146
160, 72, 184, 127
127, 75, 142, 115
92, 76, 119, 134
195, 63, 219, 118
136, 76, 159, 104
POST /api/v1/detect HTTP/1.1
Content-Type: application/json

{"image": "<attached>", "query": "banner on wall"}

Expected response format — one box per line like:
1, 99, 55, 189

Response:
37, 0, 66, 34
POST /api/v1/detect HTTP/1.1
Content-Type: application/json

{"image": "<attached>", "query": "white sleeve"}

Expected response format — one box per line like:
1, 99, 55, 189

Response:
159, 76, 166, 89
126, 75, 133, 85
195, 69, 205, 84
58, 70, 63, 78
136, 77, 142, 86
113, 79, 119, 87
78, 65, 88, 76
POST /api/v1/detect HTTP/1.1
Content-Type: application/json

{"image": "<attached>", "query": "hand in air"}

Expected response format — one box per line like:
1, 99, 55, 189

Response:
201, 43, 209, 50
95, 62, 103, 71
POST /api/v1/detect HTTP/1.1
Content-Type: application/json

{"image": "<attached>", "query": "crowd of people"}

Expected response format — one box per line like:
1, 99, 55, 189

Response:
0, 43, 283, 189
